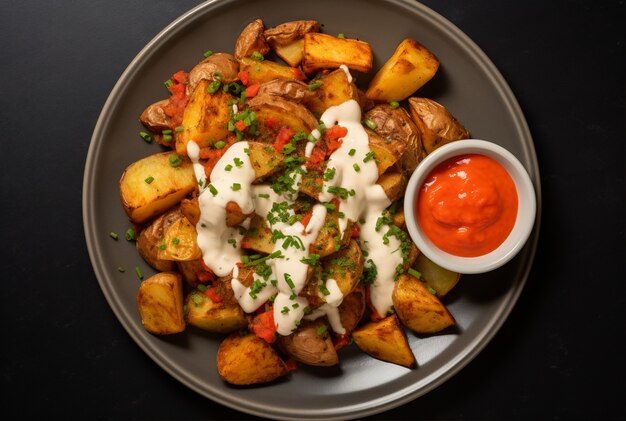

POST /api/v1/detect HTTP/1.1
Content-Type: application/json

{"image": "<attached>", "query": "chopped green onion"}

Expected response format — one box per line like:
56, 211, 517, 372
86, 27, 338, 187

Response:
308, 81, 322, 90
408, 268, 422, 279
172, 238, 180, 245
258, 193, 270, 198
135, 266, 143, 279
164, 79, 173, 88
363, 118, 378, 130
389, 101, 400, 109
214, 140, 226, 149
203, 49, 213, 57
139, 131, 152, 143
337, 33, 345, 39
231, 183, 241, 191
197, 284, 207, 292
168, 154, 183, 167
428, 285, 437, 295
227, 238, 237, 247
234, 157, 243, 167
284, 273, 295, 290
316, 324, 328, 336
162, 134, 172, 142
281, 306, 289, 314
224, 164, 233, 171
251, 51, 264, 61
159, 243, 166, 250
117, 266, 125, 273
109, 232, 118, 240
348, 148, 356, 156
363, 151, 376, 163
353, 163, 360, 172
125, 228, 136, 241
162, 129, 172, 135
144, 176, 154, 184
207, 80, 221, 93
208, 184, 218, 196
175, 125, 184, 132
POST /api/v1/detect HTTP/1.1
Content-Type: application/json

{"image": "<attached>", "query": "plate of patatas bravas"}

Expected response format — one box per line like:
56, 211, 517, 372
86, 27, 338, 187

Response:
85, 0, 537, 417
121, 16, 470, 384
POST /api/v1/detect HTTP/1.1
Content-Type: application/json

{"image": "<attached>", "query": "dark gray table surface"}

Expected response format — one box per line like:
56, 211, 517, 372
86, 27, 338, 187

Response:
1, 0, 624, 419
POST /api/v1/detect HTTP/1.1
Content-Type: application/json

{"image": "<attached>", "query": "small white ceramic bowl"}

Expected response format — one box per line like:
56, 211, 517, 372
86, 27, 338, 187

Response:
404, 139, 536, 274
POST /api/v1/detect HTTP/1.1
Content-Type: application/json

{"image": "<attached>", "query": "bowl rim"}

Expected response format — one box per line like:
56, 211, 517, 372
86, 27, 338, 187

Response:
404, 139, 537, 274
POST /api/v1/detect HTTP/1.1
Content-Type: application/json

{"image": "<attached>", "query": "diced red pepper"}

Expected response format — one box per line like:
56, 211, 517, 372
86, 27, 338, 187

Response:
291, 67, 307, 81
244, 82, 260, 98
197, 270, 216, 283
234, 120, 247, 131
172, 70, 188, 84
326, 125, 348, 141
300, 210, 313, 228
333, 334, 350, 350
306, 143, 326, 171
237, 70, 250, 86
284, 358, 298, 372
251, 308, 277, 343
199, 259, 211, 272
204, 286, 223, 303
272, 127, 294, 152
264, 117, 279, 129
351, 223, 361, 238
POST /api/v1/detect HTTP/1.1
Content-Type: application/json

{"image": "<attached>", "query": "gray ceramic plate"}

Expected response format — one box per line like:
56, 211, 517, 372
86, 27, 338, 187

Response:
83, 0, 541, 419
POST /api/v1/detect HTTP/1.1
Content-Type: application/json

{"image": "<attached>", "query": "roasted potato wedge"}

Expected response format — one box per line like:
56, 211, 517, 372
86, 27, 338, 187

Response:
247, 140, 286, 179
247, 95, 318, 137
264, 20, 320, 67
365, 38, 439, 102
302, 33, 373, 74
136, 211, 178, 272
241, 214, 274, 254
217, 333, 289, 385
322, 239, 364, 296
338, 284, 366, 335
137, 272, 186, 335
365, 104, 424, 173
177, 79, 232, 155
352, 314, 416, 368
366, 129, 404, 175
155, 211, 202, 261
187, 53, 239, 94
176, 258, 204, 287
119, 151, 196, 224
408, 97, 470, 154
377, 171, 406, 203
239, 56, 306, 85
234, 18, 270, 59
256, 79, 313, 103
139, 99, 174, 133
412, 254, 461, 298
185, 289, 247, 333
305, 68, 360, 115
392, 274, 455, 334
278, 320, 338, 366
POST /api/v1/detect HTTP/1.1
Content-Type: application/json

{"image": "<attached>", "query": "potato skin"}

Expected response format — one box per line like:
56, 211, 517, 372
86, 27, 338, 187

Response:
139, 99, 174, 133
234, 18, 270, 59
338, 284, 366, 335
264, 20, 320, 46
187, 53, 239, 94
217, 333, 289, 385
277, 320, 339, 366
136, 211, 177, 272
408, 97, 470, 154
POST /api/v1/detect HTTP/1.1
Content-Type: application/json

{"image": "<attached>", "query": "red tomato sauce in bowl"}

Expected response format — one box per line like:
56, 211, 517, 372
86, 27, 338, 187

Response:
417, 154, 518, 257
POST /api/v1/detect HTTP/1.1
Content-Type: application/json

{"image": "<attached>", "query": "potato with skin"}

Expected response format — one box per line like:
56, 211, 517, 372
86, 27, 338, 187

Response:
366, 129, 405, 175
365, 104, 425, 173
338, 284, 366, 335
393, 274, 455, 334
352, 314, 416, 368
412, 254, 461, 298
377, 171, 406, 203
256, 79, 314, 103
239, 57, 306, 85
234, 18, 270, 60
365, 38, 439, 102
177, 79, 232, 155
322, 239, 364, 297
305, 68, 360, 115
247, 94, 319, 136
302, 33, 373, 74
408, 97, 470, 154
241, 215, 274, 254
176, 258, 204, 287
264, 20, 320, 67
156, 211, 202, 262
277, 320, 338, 366
139, 99, 174, 133
185, 289, 247, 333
119, 151, 196, 224
187, 53, 239, 94
136, 211, 178, 272
137, 272, 186, 335
217, 333, 289, 385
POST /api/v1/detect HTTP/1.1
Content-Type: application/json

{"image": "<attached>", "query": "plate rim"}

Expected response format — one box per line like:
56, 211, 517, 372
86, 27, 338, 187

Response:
82, 0, 542, 419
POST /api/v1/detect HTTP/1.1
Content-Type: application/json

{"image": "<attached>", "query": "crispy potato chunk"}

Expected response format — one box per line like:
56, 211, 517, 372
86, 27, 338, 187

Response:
377, 171, 406, 203
177, 79, 233, 155
412, 254, 461, 298
241, 215, 274, 254
365, 38, 439, 102
278, 320, 339, 366
185, 290, 247, 333
256, 79, 313, 103
305, 68, 360, 115
322, 239, 364, 297
302, 33, 373, 74
392, 274, 455, 334
234, 18, 270, 59
408, 97, 470, 154
156, 213, 202, 261
187, 53, 239, 94
247, 95, 318, 137
217, 333, 289, 385
119, 151, 196, 224
136, 210, 179, 272
139, 99, 174, 133
338, 284, 366, 335
352, 314, 416, 368
137, 272, 186, 335
264, 20, 320, 67
239, 57, 306, 85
